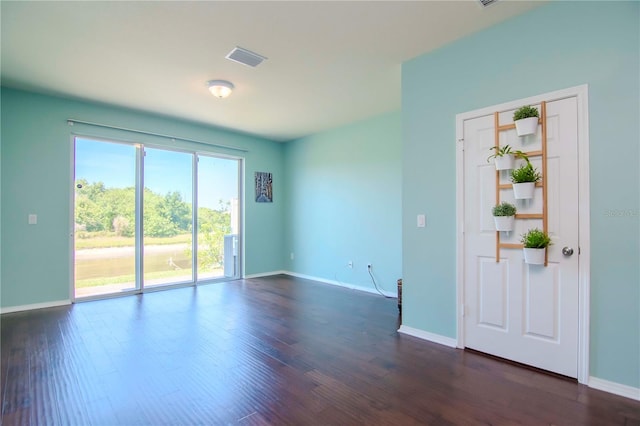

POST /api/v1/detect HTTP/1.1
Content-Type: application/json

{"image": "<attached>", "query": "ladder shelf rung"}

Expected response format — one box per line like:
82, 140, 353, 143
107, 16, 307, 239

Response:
499, 243, 523, 249
497, 118, 542, 132
523, 150, 543, 157
497, 123, 515, 131
498, 182, 543, 190
515, 213, 543, 219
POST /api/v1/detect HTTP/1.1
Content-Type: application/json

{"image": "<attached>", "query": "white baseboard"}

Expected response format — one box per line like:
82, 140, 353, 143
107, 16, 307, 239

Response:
283, 271, 396, 298
244, 270, 287, 279
589, 376, 640, 401
1, 299, 71, 315
397, 325, 458, 348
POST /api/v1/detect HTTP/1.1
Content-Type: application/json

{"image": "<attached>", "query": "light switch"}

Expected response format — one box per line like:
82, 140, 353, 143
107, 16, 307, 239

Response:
28, 214, 37, 225
417, 214, 426, 228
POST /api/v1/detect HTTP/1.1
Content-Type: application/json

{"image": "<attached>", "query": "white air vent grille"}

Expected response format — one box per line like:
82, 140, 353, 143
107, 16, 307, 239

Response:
226, 47, 267, 68
478, 0, 498, 7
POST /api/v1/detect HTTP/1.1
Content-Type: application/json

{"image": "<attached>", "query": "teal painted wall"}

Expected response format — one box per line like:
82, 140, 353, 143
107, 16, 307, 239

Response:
284, 111, 402, 295
402, 2, 639, 387
1, 87, 285, 308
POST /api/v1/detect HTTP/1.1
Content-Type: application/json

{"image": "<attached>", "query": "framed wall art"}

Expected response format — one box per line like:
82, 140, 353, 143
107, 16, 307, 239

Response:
255, 172, 273, 203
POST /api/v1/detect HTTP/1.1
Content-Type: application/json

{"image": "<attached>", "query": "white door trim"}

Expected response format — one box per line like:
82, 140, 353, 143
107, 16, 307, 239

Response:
455, 84, 590, 384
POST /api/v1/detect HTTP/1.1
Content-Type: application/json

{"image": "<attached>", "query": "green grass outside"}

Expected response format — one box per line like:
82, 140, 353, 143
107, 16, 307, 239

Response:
75, 233, 191, 249
75, 267, 222, 288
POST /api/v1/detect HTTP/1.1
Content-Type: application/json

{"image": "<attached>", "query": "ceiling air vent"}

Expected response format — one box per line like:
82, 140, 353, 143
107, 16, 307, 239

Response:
478, 0, 498, 7
225, 47, 267, 68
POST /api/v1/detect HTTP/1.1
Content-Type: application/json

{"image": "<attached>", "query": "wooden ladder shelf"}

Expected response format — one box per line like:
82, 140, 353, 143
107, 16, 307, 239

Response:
494, 101, 549, 266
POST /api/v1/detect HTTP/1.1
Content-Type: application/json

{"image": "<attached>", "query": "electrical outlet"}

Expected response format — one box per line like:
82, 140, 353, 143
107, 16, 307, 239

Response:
290, 252, 294, 260
348, 261, 353, 268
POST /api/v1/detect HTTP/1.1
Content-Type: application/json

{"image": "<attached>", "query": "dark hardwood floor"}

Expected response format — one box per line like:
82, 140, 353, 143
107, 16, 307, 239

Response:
2, 275, 639, 425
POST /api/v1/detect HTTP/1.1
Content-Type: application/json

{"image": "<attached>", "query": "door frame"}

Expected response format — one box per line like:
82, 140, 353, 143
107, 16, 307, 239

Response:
194, 151, 245, 282
70, 135, 245, 302
455, 84, 591, 384
70, 135, 143, 302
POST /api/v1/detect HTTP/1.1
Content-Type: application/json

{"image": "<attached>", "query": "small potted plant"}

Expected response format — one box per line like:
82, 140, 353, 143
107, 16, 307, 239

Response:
510, 159, 541, 199
513, 105, 539, 136
486, 145, 525, 171
521, 228, 551, 265
492, 202, 517, 231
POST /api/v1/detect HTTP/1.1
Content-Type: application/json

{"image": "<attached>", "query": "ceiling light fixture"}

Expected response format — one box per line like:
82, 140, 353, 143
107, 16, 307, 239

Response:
207, 80, 234, 98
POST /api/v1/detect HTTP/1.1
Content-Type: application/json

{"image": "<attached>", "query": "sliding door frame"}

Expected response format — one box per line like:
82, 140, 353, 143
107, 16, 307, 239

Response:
141, 144, 196, 291
70, 135, 244, 302
195, 151, 245, 284
70, 135, 143, 302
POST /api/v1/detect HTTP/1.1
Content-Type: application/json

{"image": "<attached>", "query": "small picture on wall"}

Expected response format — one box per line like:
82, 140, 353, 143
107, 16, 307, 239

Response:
255, 172, 273, 203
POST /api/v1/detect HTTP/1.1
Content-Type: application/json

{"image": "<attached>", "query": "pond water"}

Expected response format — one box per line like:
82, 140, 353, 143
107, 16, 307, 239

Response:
75, 243, 227, 293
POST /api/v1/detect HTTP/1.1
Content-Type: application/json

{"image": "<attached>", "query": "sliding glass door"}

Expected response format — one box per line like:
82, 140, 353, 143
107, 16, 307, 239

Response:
197, 155, 240, 281
143, 148, 194, 287
74, 138, 139, 297
73, 137, 241, 299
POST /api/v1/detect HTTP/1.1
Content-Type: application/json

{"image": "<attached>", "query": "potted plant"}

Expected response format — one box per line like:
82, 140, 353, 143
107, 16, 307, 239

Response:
521, 228, 551, 265
486, 145, 525, 171
510, 160, 541, 199
513, 105, 539, 136
492, 202, 517, 231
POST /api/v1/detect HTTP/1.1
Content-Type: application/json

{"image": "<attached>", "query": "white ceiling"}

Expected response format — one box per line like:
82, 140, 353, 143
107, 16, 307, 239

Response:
1, 1, 543, 142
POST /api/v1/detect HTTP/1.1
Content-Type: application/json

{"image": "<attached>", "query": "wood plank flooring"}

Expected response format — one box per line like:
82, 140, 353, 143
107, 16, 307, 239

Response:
2, 275, 639, 425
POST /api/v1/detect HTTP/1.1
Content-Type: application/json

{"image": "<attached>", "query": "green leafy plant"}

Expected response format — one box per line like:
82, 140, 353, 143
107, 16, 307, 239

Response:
486, 145, 526, 163
510, 162, 541, 183
513, 105, 539, 121
492, 202, 517, 217
521, 228, 552, 248
185, 201, 232, 271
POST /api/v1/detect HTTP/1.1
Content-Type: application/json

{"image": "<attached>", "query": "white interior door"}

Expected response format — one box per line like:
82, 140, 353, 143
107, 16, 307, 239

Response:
462, 97, 580, 378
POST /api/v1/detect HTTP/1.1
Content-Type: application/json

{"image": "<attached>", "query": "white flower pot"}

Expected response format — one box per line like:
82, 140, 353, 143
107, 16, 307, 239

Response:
514, 117, 539, 136
494, 154, 515, 171
493, 215, 515, 232
513, 182, 535, 199
523, 247, 546, 265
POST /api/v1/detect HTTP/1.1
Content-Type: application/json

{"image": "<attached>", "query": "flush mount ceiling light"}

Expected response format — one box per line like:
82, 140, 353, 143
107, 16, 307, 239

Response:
207, 80, 234, 98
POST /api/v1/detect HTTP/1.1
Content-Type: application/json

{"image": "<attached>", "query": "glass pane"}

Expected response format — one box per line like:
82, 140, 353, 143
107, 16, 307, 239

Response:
74, 138, 137, 297
197, 156, 239, 281
143, 148, 193, 287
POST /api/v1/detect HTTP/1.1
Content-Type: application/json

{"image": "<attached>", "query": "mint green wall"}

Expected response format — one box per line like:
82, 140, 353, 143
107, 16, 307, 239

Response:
402, 2, 639, 387
1, 87, 285, 308
284, 112, 402, 295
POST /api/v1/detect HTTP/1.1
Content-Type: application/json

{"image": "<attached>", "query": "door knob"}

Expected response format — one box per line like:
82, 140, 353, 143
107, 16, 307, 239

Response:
562, 247, 574, 256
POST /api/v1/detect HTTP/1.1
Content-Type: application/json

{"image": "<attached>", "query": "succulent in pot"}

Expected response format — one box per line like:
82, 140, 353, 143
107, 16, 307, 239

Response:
510, 160, 541, 199
513, 105, 540, 136
486, 145, 525, 171
492, 202, 517, 231
521, 228, 552, 265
